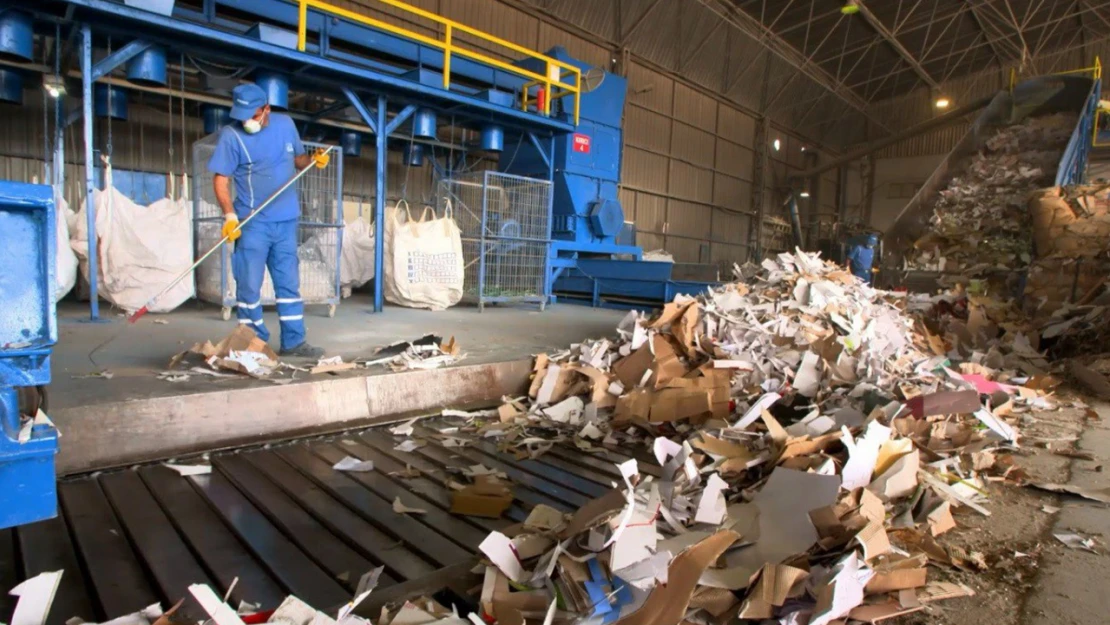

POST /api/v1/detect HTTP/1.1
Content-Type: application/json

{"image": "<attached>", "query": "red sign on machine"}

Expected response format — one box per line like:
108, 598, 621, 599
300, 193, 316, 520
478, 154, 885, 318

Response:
572, 133, 591, 153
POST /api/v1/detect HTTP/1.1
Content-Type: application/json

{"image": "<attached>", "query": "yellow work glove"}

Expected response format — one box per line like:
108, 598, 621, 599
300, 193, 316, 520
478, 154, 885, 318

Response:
222, 213, 242, 242
313, 147, 330, 169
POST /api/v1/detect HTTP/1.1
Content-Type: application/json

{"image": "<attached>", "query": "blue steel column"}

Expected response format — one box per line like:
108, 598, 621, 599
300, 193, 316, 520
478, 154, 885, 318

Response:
374, 95, 387, 312
545, 134, 554, 304
81, 25, 100, 320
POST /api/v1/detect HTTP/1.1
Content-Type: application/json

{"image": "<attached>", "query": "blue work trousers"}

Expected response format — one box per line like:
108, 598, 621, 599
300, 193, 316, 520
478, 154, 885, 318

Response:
232, 219, 306, 351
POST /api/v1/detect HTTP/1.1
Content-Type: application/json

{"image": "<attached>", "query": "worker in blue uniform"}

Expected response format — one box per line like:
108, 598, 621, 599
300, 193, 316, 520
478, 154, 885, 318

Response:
208, 83, 329, 358
845, 233, 880, 285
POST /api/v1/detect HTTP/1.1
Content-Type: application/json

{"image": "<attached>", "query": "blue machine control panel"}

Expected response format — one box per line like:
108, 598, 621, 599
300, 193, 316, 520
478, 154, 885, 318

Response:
0, 181, 60, 529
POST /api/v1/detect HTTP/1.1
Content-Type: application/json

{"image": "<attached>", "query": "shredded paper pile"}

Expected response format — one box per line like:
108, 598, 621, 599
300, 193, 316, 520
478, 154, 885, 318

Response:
396, 250, 1067, 625
905, 113, 1075, 283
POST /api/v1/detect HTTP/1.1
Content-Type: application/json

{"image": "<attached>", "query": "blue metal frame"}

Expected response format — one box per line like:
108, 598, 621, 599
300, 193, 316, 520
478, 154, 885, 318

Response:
339, 92, 419, 313
80, 24, 100, 320
0, 181, 60, 529
9, 0, 582, 316
1056, 77, 1101, 186
90, 38, 150, 80
33, 0, 573, 134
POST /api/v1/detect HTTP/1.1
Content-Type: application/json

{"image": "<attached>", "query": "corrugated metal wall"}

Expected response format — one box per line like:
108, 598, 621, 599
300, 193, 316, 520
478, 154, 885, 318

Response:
622, 62, 753, 265
866, 40, 1103, 159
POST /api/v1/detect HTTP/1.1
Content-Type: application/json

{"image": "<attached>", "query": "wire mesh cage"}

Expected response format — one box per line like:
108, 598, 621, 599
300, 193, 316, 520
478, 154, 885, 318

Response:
438, 171, 551, 310
192, 134, 344, 319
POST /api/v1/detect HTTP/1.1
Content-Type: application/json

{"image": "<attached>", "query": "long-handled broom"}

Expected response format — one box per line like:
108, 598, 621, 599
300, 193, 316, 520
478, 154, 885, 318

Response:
127, 145, 334, 324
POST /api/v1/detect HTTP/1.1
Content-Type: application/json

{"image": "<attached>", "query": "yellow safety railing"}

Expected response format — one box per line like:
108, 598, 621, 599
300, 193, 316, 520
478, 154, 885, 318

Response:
1056, 56, 1101, 79
296, 0, 581, 124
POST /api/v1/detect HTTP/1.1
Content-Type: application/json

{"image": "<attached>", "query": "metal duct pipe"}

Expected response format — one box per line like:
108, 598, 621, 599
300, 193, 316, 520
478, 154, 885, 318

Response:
0, 11, 33, 62
126, 45, 168, 86
94, 83, 127, 120
201, 104, 230, 134
412, 108, 436, 138
403, 142, 424, 166
253, 71, 288, 110
480, 124, 503, 152
0, 68, 22, 104
342, 130, 362, 157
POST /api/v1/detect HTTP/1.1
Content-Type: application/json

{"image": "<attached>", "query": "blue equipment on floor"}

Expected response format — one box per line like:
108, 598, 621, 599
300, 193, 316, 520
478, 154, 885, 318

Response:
501, 48, 719, 307
0, 182, 60, 530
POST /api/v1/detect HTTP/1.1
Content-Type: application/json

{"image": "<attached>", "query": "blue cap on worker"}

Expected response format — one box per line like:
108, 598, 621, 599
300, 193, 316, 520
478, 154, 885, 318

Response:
229, 83, 268, 121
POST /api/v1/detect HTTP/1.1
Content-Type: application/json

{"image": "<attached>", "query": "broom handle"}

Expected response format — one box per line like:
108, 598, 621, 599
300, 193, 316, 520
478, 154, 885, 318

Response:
146, 147, 334, 307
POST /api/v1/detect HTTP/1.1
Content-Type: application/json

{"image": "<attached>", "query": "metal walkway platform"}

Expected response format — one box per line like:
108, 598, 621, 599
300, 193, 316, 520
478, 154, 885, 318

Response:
0, 420, 658, 624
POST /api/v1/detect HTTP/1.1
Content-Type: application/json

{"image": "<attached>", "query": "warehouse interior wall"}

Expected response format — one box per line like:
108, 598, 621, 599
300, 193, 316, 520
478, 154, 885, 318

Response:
869, 154, 946, 234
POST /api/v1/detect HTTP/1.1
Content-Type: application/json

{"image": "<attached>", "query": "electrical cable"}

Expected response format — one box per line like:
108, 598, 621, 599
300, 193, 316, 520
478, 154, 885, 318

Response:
180, 54, 187, 199
185, 54, 251, 79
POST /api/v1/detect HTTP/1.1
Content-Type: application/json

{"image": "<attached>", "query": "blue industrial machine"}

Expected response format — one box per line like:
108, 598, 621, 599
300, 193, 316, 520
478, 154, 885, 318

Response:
503, 50, 719, 307
0, 182, 60, 530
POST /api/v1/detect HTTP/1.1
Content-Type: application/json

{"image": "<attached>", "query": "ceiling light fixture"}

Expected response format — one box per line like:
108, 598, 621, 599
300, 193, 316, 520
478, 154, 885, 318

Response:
799, 191, 811, 198
773, 138, 781, 151
841, 0, 860, 15
935, 96, 950, 109
43, 74, 65, 99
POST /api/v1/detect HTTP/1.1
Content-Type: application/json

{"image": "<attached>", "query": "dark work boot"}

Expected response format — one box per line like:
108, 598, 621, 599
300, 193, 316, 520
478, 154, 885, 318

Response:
280, 342, 326, 358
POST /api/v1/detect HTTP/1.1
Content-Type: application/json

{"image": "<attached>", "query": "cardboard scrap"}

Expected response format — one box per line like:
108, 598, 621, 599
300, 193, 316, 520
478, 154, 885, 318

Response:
811, 553, 872, 625
865, 567, 927, 594
9, 570, 63, 625
163, 463, 212, 476
738, 564, 809, 619
694, 473, 728, 525
332, 456, 375, 472
611, 531, 740, 625
480, 532, 527, 582
1027, 482, 1110, 504
310, 356, 356, 374
905, 391, 980, 418
171, 326, 279, 377
450, 476, 514, 519
393, 497, 428, 515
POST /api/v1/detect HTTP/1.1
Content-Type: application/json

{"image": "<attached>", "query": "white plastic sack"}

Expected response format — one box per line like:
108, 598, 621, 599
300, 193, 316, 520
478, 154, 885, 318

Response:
54, 194, 78, 301
337, 218, 375, 295
384, 201, 464, 310
70, 165, 194, 313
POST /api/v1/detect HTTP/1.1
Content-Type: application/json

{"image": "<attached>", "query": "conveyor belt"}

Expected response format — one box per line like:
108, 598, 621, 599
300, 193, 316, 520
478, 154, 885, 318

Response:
0, 420, 657, 624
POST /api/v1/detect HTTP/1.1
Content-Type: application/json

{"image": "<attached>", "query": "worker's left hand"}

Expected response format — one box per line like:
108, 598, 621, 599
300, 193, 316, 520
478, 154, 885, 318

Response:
313, 148, 330, 169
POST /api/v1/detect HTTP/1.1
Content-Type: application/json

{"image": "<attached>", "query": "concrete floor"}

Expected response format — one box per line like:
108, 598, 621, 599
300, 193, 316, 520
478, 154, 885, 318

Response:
51, 295, 626, 410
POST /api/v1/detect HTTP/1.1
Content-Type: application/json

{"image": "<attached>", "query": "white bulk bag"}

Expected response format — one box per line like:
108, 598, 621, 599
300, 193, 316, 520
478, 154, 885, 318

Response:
384, 201, 464, 310
70, 164, 194, 313
339, 218, 375, 295
54, 194, 78, 301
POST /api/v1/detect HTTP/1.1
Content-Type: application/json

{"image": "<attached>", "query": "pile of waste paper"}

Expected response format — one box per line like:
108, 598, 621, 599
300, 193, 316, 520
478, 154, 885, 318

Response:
159, 327, 462, 382
13, 250, 1098, 625
905, 113, 1076, 284
389, 250, 1065, 625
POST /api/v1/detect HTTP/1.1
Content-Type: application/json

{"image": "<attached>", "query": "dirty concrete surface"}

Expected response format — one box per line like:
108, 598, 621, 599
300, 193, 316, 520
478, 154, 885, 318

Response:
51, 296, 625, 409
893, 400, 1109, 625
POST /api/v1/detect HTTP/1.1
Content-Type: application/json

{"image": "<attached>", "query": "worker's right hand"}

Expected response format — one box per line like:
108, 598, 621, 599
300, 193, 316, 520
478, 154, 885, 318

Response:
222, 213, 242, 242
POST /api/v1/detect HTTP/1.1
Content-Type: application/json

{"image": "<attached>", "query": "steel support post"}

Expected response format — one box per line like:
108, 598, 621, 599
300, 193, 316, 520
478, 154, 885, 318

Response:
81, 25, 100, 320
374, 95, 387, 312
545, 134, 554, 306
